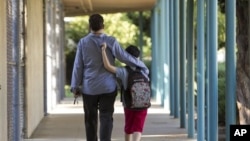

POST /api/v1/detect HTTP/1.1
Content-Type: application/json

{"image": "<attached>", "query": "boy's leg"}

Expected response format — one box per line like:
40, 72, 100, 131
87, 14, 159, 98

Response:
132, 109, 148, 141
133, 110, 148, 132
125, 133, 132, 141
133, 132, 142, 141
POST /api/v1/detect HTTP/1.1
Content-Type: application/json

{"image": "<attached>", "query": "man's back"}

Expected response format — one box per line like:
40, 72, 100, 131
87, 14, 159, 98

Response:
71, 33, 117, 95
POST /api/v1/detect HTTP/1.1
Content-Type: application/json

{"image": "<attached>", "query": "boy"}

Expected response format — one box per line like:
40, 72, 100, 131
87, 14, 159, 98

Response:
101, 43, 149, 141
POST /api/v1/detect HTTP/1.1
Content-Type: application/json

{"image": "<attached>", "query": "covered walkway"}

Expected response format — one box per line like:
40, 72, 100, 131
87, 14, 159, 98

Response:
0, 0, 239, 141
25, 98, 196, 141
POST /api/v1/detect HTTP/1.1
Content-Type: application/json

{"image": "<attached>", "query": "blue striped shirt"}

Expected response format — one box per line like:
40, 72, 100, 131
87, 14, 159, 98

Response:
71, 33, 149, 95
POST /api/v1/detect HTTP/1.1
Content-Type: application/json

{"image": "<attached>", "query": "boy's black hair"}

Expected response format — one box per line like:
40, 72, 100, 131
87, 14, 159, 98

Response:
125, 45, 140, 58
89, 14, 104, 32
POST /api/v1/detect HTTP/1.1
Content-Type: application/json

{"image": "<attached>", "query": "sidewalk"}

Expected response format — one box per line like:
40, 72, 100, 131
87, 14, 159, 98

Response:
25, 98, 197, 141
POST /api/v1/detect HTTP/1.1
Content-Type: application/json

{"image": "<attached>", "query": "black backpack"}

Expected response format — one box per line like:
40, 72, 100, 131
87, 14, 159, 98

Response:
122, 66, 151, 110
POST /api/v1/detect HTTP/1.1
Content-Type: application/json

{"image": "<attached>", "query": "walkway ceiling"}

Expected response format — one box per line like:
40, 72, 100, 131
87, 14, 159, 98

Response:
63, 0, 157, 17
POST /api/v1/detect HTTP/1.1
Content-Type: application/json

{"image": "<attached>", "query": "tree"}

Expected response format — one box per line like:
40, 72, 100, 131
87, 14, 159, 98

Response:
126, 11, 153, 57
235, 0, 250, 124
126, 11, 151, 37
219, 0, 250, 124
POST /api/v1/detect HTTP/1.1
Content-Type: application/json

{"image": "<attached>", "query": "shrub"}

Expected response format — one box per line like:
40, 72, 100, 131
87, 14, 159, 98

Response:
64, 85, 73, 98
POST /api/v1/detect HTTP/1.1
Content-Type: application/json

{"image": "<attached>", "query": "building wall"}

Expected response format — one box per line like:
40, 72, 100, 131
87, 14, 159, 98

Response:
0, 0, 8, 140
45, 0, 65, 113
0, 0, 65, 139
25, 0, 44, 137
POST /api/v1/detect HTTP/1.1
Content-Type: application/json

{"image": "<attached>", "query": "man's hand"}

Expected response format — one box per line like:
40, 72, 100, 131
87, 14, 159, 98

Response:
74, 92, 81, 98
73, 91, 81, 105
71, 88, 81, 104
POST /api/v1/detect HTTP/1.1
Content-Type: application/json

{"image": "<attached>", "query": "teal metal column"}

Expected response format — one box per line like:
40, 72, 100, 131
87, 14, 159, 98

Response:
225, 0, 236, 141
154, 3, 161, 101
151, 4, 160, 99
139, 11, 143, 59
174, 0, 180, 118
180, 0, 186, 128
163, 0, 170, 111
150, 9, 157, 99
169, 0, 175, 116
197, 0, 205, 140
205, 0, 210, 140
208, 0, 218, 140
157, 0, 166, 106
186, 0, 195, 138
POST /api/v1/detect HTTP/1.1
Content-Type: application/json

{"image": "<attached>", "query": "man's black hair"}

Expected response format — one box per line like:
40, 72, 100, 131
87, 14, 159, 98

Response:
125, 45, 140, 58
89, 14, 104, 32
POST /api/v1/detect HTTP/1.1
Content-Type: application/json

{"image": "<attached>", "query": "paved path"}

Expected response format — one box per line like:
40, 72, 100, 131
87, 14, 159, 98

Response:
25, 98, 197, 141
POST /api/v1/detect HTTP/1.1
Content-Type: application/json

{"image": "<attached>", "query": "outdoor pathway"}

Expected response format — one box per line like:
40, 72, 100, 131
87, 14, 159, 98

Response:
24, 98, 197, 141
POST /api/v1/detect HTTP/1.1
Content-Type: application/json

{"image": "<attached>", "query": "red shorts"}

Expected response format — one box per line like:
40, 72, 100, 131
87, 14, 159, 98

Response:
124, 108, 147, 134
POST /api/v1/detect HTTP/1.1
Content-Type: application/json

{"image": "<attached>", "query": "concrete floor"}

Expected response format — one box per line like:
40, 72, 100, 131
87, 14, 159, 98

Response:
24, 98, 197, 141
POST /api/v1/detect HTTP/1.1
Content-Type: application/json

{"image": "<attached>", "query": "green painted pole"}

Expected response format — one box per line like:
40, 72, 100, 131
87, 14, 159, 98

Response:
173, 0, 180, 118
225, 0, 236, 141
205, 0, 210, 140
150, 9, 157, 99
139, 11, 143, 60
180, 0, 186, 128
157, 0, 165, 105
186, 0, 195, 138
197, 0, 205, 140
154, 2, 161, 102
169, 0, 175, 116
208, 0, 218, 140
163, 0, 170, 111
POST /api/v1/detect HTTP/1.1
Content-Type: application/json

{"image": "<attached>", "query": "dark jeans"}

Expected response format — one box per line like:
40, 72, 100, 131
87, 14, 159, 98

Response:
82, 90, 117, 141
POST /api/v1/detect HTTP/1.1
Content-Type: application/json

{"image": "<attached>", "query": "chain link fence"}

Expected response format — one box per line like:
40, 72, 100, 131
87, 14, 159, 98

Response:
7, 0, 24, 140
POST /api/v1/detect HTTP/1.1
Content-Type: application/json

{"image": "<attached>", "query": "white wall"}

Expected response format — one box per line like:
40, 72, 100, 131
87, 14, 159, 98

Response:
25, 0, 45, 137
0, 0, 8, 140
45, 0, 65, 113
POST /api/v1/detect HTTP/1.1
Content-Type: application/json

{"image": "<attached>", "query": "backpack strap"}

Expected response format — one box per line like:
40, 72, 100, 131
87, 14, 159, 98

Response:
124, 66, 134, 93
125, 66, 133, 73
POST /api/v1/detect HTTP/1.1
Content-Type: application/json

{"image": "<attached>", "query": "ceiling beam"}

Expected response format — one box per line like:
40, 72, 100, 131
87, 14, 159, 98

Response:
63, 0, 156, 17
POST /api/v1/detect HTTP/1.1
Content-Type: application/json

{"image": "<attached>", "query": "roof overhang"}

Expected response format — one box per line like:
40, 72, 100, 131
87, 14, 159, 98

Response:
63, 0, 157, 17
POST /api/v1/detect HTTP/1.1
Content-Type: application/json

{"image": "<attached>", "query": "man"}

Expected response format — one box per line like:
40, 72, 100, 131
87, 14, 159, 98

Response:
70, 14, 149, 141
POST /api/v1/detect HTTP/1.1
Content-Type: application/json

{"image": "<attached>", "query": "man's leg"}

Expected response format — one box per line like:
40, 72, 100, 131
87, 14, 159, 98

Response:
82, 94, 98, 141
99, 90, 117, 141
